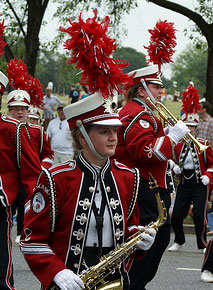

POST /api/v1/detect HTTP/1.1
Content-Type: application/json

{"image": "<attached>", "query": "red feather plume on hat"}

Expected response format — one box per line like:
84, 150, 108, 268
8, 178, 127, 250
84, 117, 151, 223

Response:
144, 20, 177, 71
59, 10, 133, 98
0, 15, 7, 56
27, 75, 44, 109
7, 58, 44, 108
7, 58, 29, 90
181, 84, 201, 115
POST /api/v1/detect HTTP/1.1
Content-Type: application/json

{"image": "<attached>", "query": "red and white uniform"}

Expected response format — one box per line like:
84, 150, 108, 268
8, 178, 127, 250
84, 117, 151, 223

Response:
27, 123, 54, 168
0, 114, 41, 206
173, 138, 213, 183
20, 153, 140, 289
115, 99, 173, 188
0, 113, 41, 290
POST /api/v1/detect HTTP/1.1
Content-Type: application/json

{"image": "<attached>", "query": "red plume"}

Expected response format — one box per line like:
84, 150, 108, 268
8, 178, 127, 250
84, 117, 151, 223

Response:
7, 58, 29, 90
59, 10, 133, 98
7, 58, 44, 108
144, 20, 177, 71
0, 15, 7, 56
27, 75, 44, 109
181, 84, 201, 115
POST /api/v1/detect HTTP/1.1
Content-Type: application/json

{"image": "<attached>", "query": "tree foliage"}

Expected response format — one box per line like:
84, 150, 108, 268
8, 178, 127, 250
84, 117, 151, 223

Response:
171, 44, 207, 97
146, 0, 213, 106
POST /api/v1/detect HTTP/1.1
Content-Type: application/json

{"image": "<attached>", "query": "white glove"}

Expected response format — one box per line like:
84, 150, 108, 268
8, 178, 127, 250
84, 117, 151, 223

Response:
136, 226, 157, 251
200, 175, 210, 185
167, 120, 190, 144
173, 165, 181, 175
53, 269, 85, 290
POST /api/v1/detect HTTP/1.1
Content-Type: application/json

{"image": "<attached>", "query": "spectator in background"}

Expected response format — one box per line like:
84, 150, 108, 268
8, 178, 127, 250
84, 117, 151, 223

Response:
78, 84, 89, 100
197, 100, 213, 150
43, 86, 62, 130
46, 103, 74, 163
47, 79, 54, 91
68, 84, 79, 104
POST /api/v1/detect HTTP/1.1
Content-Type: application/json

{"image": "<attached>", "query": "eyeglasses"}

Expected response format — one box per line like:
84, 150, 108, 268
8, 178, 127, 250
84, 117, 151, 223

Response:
59, 122, 62, 130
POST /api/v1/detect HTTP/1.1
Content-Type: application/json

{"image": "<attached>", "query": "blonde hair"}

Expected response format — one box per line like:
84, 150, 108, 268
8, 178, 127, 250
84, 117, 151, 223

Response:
71, 125, 92, 152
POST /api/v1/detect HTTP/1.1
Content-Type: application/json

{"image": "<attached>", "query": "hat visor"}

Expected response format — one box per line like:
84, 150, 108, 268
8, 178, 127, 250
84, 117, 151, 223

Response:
27, 114, 39, 119
8, 102, 29, 107
90, 119, 123, 126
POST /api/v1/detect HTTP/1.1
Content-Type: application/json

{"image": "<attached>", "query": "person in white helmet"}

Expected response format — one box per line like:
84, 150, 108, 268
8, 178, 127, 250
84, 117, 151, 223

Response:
0, 71, 41, 290
20, 91, 157, 290
114, 64, 190, 290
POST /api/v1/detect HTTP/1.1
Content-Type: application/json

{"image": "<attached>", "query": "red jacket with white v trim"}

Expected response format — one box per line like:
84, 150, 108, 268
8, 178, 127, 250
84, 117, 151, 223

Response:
0, 114, 41, 205
115, 99, 173, 189
20, 154, 141, 289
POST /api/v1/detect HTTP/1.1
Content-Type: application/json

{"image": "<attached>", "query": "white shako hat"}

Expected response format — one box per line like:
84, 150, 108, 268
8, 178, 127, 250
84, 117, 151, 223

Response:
128, 64, 163, 86
7, 89, 30, 107
0, 71, 9, 95
64, 91, 122, 130
27, 105, 41, 119
181, 113, 199, 126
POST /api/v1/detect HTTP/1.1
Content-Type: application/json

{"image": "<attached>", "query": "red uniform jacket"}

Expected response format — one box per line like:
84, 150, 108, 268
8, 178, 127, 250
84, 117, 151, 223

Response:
173, 138, 213, 183
115, 99, 174, 188
27, 123, 54, 168
0, 114, 41, 205
20, 153, 140, 289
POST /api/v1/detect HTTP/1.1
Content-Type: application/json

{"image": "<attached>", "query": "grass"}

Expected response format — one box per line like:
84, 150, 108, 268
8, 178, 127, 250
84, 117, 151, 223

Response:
1, 94, 183, 120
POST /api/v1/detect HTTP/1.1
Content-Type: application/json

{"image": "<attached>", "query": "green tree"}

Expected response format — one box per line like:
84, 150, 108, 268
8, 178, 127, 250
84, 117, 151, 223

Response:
1, 0, 138, 76
146, 0, 213, 106
113, 47, 146, 73
171, 44, 207, 97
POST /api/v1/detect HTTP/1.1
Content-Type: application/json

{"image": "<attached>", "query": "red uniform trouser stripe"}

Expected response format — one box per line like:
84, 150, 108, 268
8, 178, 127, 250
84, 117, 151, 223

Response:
0, 202, 15, 290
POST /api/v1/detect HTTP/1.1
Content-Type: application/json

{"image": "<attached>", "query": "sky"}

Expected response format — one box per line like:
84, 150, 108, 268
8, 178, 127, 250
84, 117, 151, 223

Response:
41, 0, 200, 78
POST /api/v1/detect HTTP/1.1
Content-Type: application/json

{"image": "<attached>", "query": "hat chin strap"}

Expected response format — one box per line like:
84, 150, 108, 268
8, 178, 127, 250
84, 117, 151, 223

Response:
78, 123, 106, 160
141, 79, 157, 104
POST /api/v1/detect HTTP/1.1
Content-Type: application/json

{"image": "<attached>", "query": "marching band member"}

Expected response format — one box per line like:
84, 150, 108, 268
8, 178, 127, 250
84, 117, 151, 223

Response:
168, 85, 213, 253
114, 64, 189, 290
0, 71, 41, 289
201, 238, 213, 282
7, 89, 54, 169
27, 105, 41, 125
114, 18, 191, 289
20, 92, 156, 290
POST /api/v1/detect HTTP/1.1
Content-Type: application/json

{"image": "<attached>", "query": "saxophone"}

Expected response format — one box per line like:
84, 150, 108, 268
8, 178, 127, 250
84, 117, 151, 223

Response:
51, 174, 167, 290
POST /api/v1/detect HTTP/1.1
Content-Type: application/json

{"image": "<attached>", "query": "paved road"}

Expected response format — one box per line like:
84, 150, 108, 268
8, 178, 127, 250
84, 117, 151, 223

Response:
12, 226, 212, 290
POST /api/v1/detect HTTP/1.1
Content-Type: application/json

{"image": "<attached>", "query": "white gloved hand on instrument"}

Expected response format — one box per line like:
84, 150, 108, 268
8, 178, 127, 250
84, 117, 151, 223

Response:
200, 175, 210, 185
167, 120, 190, 144
173, 165, 182, 175
135, 226, 157, 251
53, 269, 85, 290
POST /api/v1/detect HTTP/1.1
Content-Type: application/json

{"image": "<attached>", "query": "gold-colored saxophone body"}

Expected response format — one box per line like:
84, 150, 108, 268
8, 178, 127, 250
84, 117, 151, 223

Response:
79, 175, 166, 290
51, 175, 166, 290
148, 98, 208, 154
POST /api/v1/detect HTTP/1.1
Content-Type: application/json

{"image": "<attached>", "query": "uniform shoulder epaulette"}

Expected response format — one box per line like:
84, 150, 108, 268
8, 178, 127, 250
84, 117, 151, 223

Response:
113, 159, 135, 173
1, 114, 19, 125
50, 160, 76, 176
27, 123, 41, 130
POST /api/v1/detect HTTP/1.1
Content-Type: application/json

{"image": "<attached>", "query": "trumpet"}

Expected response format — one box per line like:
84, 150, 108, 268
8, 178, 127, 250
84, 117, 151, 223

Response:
148, 98, 209, 154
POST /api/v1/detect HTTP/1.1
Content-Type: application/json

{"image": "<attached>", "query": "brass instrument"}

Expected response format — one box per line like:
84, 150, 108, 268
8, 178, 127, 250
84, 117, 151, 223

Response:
148, 98, 209, 154
51, 174, 167, 290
